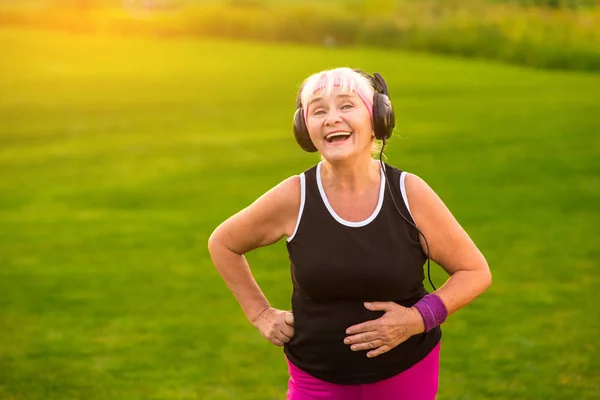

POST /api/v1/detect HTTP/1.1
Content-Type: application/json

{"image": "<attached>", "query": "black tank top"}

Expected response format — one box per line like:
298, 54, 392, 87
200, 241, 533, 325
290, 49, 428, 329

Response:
284, 162, 441, 385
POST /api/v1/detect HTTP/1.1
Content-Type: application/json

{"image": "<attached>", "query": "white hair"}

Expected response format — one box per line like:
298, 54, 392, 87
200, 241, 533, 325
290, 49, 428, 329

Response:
299, 67, 375, 111
299, 67, 384, 157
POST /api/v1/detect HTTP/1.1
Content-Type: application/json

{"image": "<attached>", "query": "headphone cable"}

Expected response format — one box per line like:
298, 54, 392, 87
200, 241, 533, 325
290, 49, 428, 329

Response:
377, 138, 437, 292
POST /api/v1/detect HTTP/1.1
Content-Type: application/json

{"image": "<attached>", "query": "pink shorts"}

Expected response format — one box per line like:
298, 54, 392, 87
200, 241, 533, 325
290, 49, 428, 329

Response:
286, 343, 440, 400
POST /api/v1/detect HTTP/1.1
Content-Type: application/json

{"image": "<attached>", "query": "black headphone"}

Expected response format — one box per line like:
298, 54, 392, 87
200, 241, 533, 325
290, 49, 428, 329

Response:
292, 70, 396, 152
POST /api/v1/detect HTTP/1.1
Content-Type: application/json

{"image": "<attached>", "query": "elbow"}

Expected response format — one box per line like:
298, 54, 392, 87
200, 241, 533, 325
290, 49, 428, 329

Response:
208, 226, 242, 261
484, 271, 492, 291
481, 261, 492, 291
207, 228, 222, 259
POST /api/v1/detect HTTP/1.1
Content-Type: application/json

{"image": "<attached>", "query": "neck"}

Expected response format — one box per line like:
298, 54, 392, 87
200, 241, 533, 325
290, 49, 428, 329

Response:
321, 154, 380, 193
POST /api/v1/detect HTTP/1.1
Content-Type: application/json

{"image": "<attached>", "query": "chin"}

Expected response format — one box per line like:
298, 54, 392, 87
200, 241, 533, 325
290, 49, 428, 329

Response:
320, 148, 358, 163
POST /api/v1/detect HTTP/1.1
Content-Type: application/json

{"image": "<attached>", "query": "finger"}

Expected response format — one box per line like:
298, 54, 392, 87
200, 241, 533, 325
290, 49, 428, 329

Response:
364, 301, 394, 312
270, 337, 285, 347
281, 324, 295, 339
344, 330, 378, 345
284, 312, 294, 326
276, 330, 293, 344
349, 339, 384, 352
346, 321, 377, 335
367, 344, 391, 358
279, 335, 292, 344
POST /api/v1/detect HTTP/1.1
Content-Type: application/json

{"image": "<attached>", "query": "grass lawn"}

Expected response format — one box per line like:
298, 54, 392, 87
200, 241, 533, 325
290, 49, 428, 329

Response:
0, 27, 598, 399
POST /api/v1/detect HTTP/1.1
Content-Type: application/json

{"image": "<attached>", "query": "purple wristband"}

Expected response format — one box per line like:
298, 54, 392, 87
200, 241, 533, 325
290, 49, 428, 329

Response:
413, 294, 448, 332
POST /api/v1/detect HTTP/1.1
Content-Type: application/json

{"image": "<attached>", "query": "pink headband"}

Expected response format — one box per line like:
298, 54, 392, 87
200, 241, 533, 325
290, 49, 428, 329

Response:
303, 80, 374, 123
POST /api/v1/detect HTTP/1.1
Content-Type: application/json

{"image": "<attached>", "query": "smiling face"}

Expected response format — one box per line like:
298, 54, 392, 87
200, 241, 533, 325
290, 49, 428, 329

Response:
305, 89, 375, 162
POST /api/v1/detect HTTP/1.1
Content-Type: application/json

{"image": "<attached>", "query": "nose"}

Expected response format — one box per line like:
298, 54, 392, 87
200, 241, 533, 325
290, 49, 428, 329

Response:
325, 109, 343, 126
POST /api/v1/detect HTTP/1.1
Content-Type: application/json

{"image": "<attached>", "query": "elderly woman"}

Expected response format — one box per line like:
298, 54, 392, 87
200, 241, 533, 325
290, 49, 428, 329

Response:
208, 67, 491, 400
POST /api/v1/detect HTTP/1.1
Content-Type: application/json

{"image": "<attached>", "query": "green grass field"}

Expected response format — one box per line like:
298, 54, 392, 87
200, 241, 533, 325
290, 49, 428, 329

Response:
0, 28, 599, 399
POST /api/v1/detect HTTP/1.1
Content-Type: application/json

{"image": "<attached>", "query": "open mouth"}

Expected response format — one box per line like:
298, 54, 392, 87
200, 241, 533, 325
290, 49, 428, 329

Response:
325, 131, 353, 143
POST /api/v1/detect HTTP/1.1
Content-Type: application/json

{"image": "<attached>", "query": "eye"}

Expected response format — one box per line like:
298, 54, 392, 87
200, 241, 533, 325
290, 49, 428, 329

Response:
312, 109, 326, 116
341, 103, 354, 110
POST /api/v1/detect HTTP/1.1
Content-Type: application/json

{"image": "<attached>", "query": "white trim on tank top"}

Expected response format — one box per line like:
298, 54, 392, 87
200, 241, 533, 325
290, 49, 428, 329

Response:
316, 161, 386, 228
399, 171, 416, 222
287, 173, 306, 242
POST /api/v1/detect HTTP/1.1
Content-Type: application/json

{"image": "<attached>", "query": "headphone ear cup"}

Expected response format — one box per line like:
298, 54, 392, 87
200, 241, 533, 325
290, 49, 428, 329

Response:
372, 93, 395, 140
293, 108, 318, 152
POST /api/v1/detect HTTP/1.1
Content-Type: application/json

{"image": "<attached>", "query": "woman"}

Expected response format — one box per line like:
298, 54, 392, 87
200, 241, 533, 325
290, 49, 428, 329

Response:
208, 67, 492, 399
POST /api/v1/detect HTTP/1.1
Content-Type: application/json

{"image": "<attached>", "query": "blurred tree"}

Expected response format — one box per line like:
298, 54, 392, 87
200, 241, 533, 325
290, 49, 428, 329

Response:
512, 0, 595, 8
361, 0, 396, 16
49, 0, 121, 8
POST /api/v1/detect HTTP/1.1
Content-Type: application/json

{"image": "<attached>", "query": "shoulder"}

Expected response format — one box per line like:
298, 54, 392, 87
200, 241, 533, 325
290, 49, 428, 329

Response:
403, 173, 439, 203
403, 172, 454, 222
255, 174, 302, 216
269, 164, 317, 210
209, 174, 304, 253
403, 173, 430, 196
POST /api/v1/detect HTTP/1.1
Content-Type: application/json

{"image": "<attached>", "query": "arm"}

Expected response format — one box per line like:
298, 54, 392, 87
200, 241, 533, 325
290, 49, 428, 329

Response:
405, 173, 492, 315
207, 176, 300, 345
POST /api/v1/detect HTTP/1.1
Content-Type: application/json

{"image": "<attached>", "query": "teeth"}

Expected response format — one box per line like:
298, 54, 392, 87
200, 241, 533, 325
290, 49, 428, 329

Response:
326, 132, 352, 142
